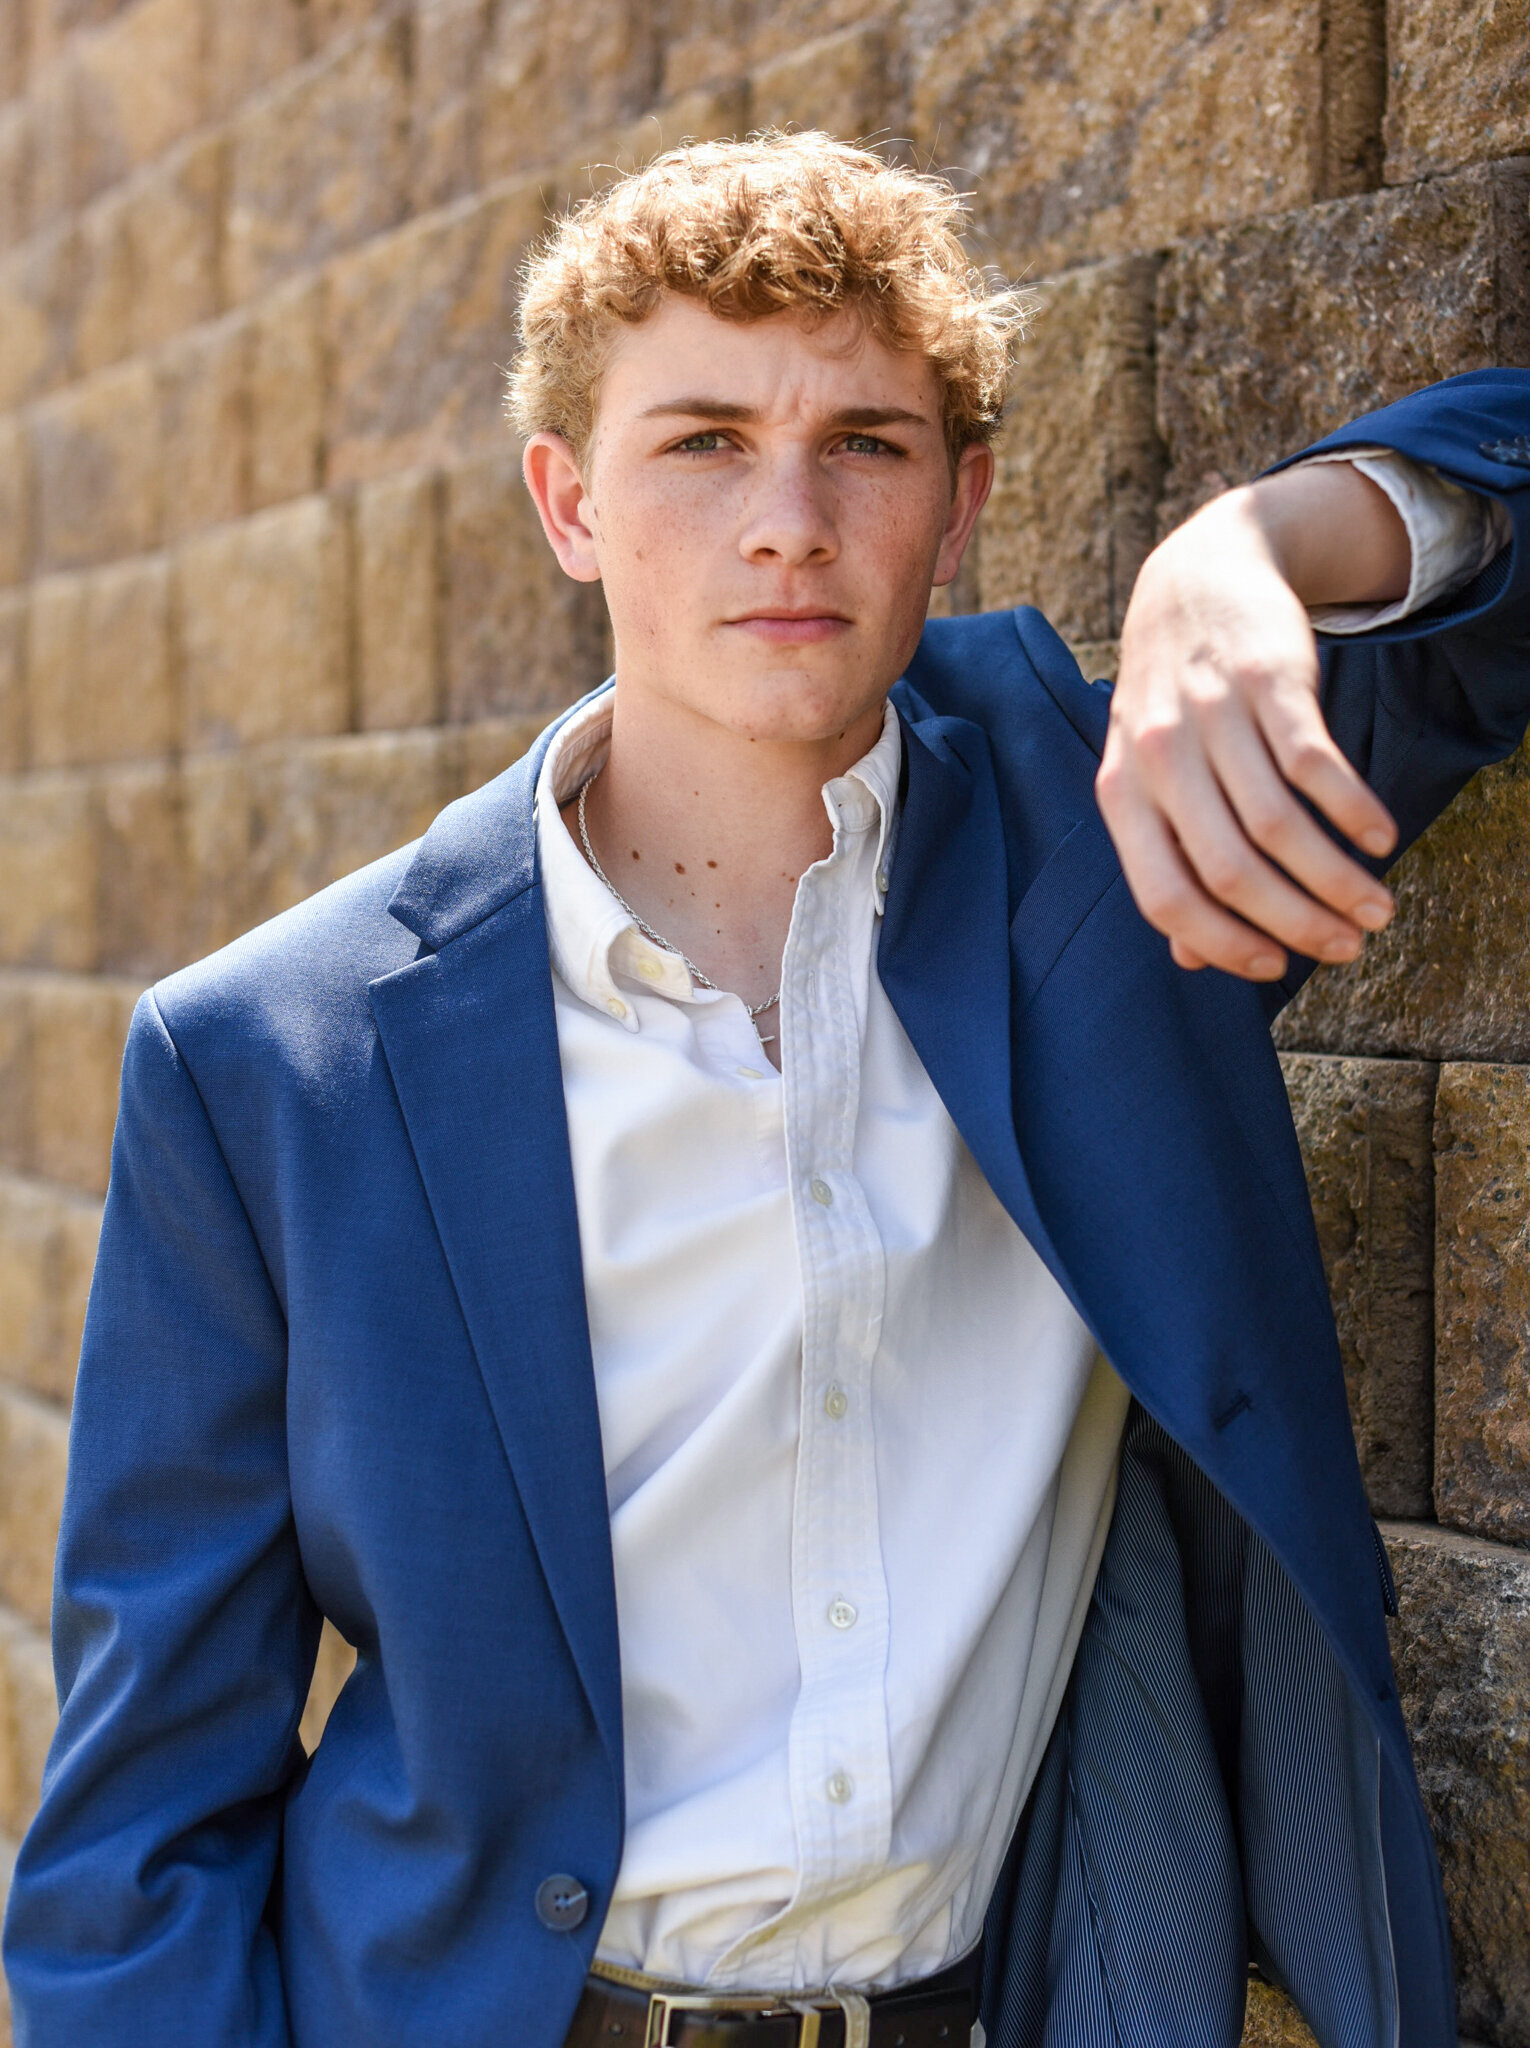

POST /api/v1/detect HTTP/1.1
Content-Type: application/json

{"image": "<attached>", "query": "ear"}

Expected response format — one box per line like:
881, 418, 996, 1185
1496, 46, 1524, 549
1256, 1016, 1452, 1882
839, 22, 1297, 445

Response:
522, 432, 603, 583
932, 441, 994, 588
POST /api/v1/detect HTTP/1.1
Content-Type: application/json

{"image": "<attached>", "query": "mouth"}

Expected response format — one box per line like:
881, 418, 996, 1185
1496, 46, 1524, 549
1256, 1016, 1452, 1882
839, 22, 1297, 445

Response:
725, 608, 853, 644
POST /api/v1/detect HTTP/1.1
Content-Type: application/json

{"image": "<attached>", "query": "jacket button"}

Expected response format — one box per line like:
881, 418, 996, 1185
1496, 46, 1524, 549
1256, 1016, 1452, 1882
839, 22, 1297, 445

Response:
535, 1874, 590, 1932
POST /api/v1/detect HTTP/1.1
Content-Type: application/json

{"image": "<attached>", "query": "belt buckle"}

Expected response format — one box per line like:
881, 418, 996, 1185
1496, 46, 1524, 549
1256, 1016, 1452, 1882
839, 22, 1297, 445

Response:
645, 1990, 823, 2048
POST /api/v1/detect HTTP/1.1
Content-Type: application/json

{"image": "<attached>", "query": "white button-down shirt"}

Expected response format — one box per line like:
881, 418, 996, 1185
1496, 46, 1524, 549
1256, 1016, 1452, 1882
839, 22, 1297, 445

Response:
532, 451, 1498, 1997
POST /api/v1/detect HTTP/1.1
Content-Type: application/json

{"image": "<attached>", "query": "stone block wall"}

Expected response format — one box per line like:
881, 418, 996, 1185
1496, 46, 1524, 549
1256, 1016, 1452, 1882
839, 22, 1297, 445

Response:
0, 1, 1524, 2041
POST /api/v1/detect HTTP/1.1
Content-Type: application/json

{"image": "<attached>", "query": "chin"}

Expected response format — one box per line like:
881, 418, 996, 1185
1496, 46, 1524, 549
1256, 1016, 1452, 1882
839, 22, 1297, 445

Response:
704, 662, 890, 746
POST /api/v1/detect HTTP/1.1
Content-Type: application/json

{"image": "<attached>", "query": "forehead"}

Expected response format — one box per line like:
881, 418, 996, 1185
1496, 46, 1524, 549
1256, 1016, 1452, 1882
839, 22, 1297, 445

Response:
593, 294, 943, 427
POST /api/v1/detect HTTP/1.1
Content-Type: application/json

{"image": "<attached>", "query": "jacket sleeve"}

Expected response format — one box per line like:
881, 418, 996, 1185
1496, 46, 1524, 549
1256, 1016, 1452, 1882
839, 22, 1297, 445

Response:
1, 991, 315, 2046
1261, 368, 1530, 1016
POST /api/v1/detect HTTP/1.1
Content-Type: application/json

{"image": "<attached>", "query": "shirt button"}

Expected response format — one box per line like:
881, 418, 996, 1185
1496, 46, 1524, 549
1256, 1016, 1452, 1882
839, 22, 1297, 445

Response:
534, 1873, 589, 1931
826, 1771, 854, 1805
828, 1598, 858, 1631
824, 1384, 849, 1420
736, 1065, 764, 1081
876, 868, 890, 894
635, 955, 665, 982
604, 997, 627, 1020
810, 1177, 833, 1207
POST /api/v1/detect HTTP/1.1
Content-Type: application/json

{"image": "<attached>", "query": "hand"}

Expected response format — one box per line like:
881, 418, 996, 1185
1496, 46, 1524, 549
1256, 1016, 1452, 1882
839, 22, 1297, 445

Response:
1096, 464, 1409, 981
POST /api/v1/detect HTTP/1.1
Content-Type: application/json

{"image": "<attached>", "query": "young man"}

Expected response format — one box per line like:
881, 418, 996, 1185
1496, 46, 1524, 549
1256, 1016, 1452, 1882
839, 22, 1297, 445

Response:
5, 134, 1529, 2047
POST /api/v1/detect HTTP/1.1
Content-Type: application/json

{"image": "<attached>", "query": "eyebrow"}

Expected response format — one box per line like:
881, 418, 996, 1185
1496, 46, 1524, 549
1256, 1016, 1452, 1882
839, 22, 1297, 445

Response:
638, 399, 934, 431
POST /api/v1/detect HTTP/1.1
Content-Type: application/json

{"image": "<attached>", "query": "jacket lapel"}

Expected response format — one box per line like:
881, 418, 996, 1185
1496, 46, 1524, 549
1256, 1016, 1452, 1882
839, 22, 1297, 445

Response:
368, 724, 623, 1776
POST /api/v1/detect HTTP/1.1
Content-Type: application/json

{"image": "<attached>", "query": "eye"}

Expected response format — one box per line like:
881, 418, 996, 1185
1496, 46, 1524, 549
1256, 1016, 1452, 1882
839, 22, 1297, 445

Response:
672, 430, 731, 454
840, 433, 898, 457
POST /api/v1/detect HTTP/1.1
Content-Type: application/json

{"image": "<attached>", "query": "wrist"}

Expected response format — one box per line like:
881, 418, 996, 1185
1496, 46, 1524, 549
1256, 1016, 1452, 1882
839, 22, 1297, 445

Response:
1219, 462, 1411, 608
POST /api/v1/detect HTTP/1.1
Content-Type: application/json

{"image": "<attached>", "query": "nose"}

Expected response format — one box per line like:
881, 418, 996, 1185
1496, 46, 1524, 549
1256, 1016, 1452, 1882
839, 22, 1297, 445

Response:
736, 450, 838, 567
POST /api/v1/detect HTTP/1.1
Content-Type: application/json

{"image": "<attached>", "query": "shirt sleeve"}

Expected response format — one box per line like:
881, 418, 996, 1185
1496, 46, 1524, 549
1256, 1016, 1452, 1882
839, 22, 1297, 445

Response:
1298, 444, 1513, 635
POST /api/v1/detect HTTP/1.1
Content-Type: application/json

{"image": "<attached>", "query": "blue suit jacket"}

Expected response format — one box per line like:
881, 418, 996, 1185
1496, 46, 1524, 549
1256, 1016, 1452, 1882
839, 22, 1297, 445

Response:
6, 371, 1530, 2048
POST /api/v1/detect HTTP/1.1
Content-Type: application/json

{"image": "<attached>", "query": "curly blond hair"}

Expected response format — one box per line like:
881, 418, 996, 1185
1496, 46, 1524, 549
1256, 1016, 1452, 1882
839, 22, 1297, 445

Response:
506, 131, 1026, 468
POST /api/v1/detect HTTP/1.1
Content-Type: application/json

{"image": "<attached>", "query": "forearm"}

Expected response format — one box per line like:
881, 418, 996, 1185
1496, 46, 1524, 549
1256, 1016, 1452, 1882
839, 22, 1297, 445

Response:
1180, 460, 1413, 611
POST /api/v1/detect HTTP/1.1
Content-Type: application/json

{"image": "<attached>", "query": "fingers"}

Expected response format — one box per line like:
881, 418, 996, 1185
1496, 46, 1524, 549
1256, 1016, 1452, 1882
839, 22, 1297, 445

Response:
1255, 679, 1398, 861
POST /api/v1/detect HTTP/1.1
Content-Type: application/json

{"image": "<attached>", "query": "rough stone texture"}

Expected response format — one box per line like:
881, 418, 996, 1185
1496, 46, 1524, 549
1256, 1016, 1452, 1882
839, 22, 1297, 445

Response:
71, 179, 133, 376
357, 467, 442, 731
205, 0, 307, 121
0, 1169, 99, 1404
93, 759, 184, 978
29, 354, 161, 571
124, 133, 225, 355
70, 0, 207, 204
0, 416, 30, 591
225, 17, 412, 304
178, 494, 351, 753
1433, 1065, 1530, 1547
1240, 1982, 1319, 2047
0, 225, 78, 413
1274, 738, 1530, 1065
908, 0, 1384, 280
324, 176, 544, 484
1280, 1054, 1436, 1517
22, 971, 138, 1193
1385, 1521, 1530, 2047
0, 594, 28, 776
0, 1603, 54, 1840
27, 556, 172, 770
0, 772, 96, 970
249, 273, 327, 509
748, 23, 887, 138
157, 312, 252, 542
0, 1383, 69, 1630
1157, 162, 1530, 528
444, 451, 610, 722
410, 0, 494, 213
476, 0, 661, 183
979, 255, 1162, 641
1383, 0, 1530, 186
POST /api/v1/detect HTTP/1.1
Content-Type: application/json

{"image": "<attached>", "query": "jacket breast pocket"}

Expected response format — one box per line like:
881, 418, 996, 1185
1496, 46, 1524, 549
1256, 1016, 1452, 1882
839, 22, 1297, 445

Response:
1010, 814, 1127, 1010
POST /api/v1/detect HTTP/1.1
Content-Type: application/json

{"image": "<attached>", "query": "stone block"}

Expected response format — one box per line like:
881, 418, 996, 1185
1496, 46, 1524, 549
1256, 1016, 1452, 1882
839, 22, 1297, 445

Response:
94, 758, 185, 977
0, 771, 96, 969
1156, 163, 1530, 530
908, 0, 1384, 280
748, 23, 888, 138
444, 451, 608, 723
178, 495, 351, 753
0, 225, 79, 413
157, 312, 251, 542
0, 417, 30, 590
250, 273, 326, 509
72, 181, 134, 375
357, 468, 441, 731
125, 133, 225, 354
0, 593, 26, 777
0, 1381, 69, 1630
325, 176, 545, 485
206, 0, 306, 119
180, 749, 258, 957
0, 1169, 98, 1403
1240, 1982, 1318, 2047
1273, 735, 1530, 1065
660, 0, 881, 99
547, 84, 751, 218
25, 56, 79, 231
30, 355, 161, 571
29, 556, 173, 768
1383, 0, 1530, 184
27, 971, 138, 1193
477, 0, 660, 183
979, 256, 1162, 643
1280, 1054, 1436, 1517
300, 1618, 357, 1754
1433, 1064, 1530, 1545
23, 0, 129, 78
410, 0, 493, 212
0, 976, 29, 1169
0, 1603, 55, 1839
225, 17, 411, 305
1384, 1520, 1530, 2046
452, 713, 547, 797
72, 0, 207, 203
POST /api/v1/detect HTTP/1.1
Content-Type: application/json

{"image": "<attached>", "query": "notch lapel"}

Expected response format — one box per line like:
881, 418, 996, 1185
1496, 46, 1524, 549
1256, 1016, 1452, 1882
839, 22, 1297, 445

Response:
368, 732, 622, 1775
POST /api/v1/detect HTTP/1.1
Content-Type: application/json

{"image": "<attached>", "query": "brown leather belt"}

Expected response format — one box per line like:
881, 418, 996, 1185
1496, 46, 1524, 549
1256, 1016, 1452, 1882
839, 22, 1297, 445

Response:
565, 1953, 978, 2048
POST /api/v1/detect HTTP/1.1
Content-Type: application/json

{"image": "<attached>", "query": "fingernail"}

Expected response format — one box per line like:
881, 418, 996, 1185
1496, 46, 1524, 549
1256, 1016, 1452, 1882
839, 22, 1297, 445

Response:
1361, 829, 1394, 856
1323, 935, 1361, 962
1250, 953, 1284, 978
1355, 899, 1392, 930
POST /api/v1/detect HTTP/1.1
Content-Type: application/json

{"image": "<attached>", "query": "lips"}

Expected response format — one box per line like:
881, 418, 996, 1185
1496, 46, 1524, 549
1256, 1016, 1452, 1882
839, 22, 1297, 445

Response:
725, 608, 852, 643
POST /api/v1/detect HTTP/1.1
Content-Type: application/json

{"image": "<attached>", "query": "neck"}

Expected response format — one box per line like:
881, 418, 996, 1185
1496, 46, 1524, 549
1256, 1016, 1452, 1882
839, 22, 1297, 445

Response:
568, 678, 887, 1016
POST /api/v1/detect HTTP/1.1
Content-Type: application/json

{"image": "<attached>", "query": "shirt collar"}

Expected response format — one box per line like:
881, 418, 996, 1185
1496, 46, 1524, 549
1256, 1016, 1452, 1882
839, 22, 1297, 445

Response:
534, 688, 903, 1031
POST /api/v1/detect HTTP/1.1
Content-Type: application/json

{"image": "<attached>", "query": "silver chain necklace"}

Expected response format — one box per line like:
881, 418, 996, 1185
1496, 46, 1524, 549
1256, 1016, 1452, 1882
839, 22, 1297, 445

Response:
576, 769, 783, 1033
